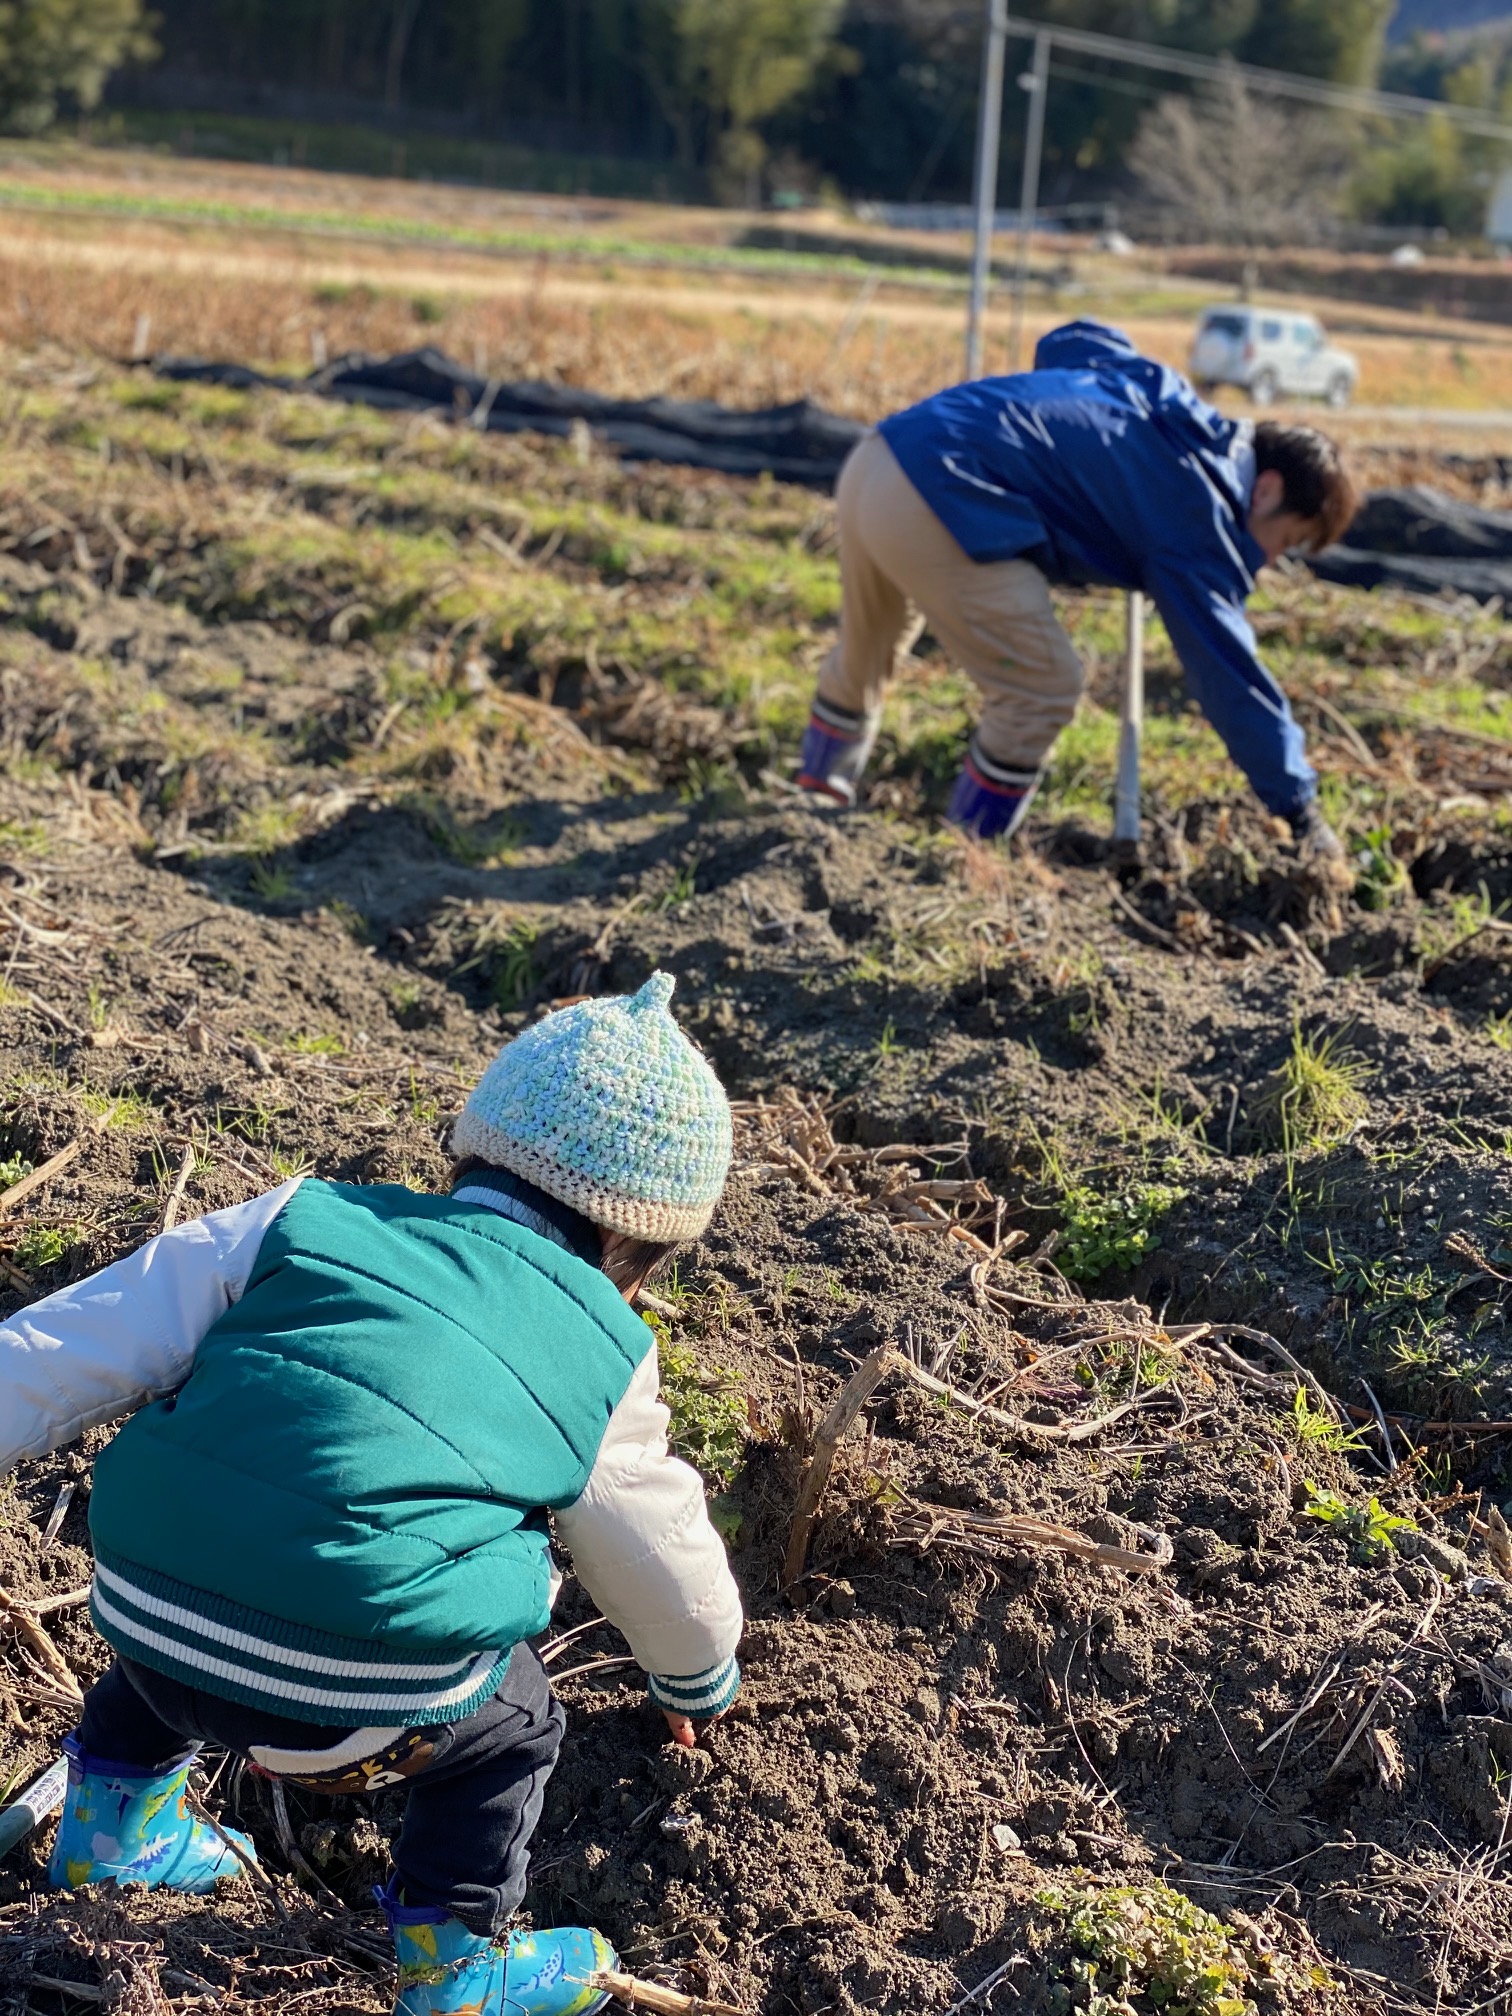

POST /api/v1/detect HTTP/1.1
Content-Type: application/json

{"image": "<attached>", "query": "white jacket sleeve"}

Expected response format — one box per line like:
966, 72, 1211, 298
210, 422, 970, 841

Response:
0, 1178, 301, 1476
555, 1347, 744, 1689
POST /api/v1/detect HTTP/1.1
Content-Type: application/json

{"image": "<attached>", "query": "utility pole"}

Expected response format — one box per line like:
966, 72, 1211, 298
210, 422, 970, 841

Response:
964, 0, 1009, 380
1008, 26, 1050, 372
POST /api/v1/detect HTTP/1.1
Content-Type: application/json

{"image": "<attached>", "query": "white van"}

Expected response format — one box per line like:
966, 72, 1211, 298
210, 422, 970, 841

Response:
1189, 307, 1358, 409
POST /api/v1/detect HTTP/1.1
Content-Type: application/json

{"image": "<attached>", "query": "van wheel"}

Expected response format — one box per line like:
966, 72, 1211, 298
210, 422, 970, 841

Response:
1250, 369, 1278, 406
1325, 373, 1352, 409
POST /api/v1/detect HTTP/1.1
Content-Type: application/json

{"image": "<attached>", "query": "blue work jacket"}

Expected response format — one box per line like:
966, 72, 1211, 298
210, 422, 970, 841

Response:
878, 320, 1315, 819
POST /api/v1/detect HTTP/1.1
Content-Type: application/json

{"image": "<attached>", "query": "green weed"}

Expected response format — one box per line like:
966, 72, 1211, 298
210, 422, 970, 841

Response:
248, 856, 296, 902
1057, 1180, 1187, 1283
229, 802, 305, 854
1353, 823, 1409, 912
14, 1223, 82, 1271
0, 818, 45, 854
660, 861, 698, 908
75, 1086, 154, 1130
288, 1031, 345, 1056
1284, 1385, 1369, 1455
1419, 883, 1504, 971
489, 920, 539, 1009
1042, 1879, 1276, 2016
1252, 1022, 1370, 1152
0, 1154, 33, 1189
323, 898, 371, 944
649, 1320, 748, 1494
86, 984, 111, 1033
411, 795, 524, 867
408, 1070, 443, 1127
1302, 1482, 1416, 1562
1486, 1010, 1512, 1051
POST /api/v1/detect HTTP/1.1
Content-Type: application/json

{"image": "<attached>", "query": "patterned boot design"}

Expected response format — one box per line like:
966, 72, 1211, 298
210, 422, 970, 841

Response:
48, 1736, 254, 1894
383, 1880, 616, 2016
795, 698, 881, 807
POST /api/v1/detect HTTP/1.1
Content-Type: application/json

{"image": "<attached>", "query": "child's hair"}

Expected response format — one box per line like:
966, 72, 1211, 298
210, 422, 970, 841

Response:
449, 1157, 677, 1293
1252, 422, 1357, 552
599, 1237, 679, 1296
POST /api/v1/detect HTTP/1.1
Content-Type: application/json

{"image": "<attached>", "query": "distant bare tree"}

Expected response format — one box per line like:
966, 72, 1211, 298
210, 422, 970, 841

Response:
1129, 65, 1349, 245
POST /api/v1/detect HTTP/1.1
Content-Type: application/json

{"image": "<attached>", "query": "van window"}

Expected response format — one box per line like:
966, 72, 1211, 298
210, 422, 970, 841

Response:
1260, 319, 1282, 341
1203, 312, 1247, 338
1294, 320, 1318, 345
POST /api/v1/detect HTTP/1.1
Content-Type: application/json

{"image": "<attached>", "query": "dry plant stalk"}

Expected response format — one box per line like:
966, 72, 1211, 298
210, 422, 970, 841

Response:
590, 1971, 744, 2015
784, 1345, 1179, 1587
0, 1584, 83, 1706
891, 1347, 1165, 1447
783, 1345, 895, 1588
733, 1093, 1005, 1256
0, 1133, 86, 1220
158, 1143, 196, 1234
889, 1494, 1173, 1576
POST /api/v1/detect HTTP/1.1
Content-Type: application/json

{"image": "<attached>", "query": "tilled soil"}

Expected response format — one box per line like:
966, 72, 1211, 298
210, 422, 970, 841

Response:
5, 499, 1512, 2014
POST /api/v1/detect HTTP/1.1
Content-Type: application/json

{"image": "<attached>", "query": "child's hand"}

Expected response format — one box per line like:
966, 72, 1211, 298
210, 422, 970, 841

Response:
661, 1707, 724, 1748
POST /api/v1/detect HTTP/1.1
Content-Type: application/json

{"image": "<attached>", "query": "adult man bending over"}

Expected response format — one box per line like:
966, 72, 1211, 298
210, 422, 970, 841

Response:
797, 319, 1356, 861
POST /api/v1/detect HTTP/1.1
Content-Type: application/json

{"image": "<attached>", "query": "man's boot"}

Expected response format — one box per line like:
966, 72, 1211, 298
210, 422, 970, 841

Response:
48, 1735, 254, 1894
382, 1878, 617, 2016
795, 698, 882, 807
946, 739, 1040, 841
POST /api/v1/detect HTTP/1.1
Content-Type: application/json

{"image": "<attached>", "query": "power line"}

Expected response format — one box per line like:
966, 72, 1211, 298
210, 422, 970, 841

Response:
1003, 17, 1512, 147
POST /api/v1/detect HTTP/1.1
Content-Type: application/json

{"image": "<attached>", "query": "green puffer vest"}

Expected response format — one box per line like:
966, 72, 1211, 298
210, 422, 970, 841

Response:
87, 1180, 651, 1725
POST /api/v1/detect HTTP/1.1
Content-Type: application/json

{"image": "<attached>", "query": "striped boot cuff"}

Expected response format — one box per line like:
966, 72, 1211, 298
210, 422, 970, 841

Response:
810, 697, 867, 739
647, 1656, 741, 1719
966, 740, 1041, 794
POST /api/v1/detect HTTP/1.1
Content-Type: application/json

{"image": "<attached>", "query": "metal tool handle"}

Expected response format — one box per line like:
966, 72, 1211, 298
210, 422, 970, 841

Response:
0, 1756, 69, 1859
1113, 589, 1144, 846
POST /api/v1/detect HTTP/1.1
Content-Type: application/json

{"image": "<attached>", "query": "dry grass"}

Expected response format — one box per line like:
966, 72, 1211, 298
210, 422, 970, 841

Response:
0, 144, 1510, 421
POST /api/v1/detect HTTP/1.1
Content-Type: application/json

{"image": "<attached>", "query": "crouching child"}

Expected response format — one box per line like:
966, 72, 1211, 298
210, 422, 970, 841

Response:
1, 973, 742, 2016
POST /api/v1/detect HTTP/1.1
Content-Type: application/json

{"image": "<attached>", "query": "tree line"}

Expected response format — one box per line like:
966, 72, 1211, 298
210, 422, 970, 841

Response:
5, 0, 1501, 231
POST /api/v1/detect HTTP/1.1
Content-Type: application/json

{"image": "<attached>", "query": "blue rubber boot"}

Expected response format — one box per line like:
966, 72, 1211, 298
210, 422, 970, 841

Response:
48, 1736, 254, 1894
795, 698, 881, 808
381, 1880, 616, 2016
945, 740, 1040, 841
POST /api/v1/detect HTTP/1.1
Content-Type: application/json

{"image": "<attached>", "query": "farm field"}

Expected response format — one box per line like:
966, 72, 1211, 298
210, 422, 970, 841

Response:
4, 144, 1512, 416
4, 156, 1512, 2016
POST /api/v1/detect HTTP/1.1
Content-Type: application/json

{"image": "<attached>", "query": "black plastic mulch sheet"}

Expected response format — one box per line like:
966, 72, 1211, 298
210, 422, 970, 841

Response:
151, 354, 1512, 608
154, 345, 864, 487
1309, 485, 1512, 606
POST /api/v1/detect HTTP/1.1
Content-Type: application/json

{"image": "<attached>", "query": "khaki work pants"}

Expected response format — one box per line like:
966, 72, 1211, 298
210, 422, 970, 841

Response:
818, 430, 1086, 771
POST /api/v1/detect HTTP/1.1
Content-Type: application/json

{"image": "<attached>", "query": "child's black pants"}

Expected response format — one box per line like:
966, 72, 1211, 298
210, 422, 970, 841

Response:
77, 1646, 565, 1935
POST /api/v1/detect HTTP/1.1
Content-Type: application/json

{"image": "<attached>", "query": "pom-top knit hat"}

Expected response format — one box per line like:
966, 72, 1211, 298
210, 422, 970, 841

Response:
451, 972, 732, 1242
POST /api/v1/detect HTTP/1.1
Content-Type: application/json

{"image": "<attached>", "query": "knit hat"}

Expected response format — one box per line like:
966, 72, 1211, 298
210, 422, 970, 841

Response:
451, 973, 732, 1242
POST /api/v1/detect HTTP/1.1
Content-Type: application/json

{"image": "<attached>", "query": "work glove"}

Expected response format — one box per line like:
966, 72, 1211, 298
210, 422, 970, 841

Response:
1289, 803, 1352, 890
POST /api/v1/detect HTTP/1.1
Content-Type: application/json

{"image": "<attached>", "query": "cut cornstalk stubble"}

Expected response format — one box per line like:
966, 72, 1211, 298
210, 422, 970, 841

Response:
731, 1092, 1007, 1255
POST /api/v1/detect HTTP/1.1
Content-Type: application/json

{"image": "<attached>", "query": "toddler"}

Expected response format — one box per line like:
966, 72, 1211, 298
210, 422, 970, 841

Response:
2, 973, 743, 2016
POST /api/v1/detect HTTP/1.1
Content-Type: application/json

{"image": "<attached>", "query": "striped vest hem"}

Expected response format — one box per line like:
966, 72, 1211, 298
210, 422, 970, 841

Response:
90, 1550, 509, 1728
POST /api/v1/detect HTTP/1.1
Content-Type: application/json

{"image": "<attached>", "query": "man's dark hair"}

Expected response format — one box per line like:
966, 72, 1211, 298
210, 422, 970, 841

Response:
1253, 422, 1357, 553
